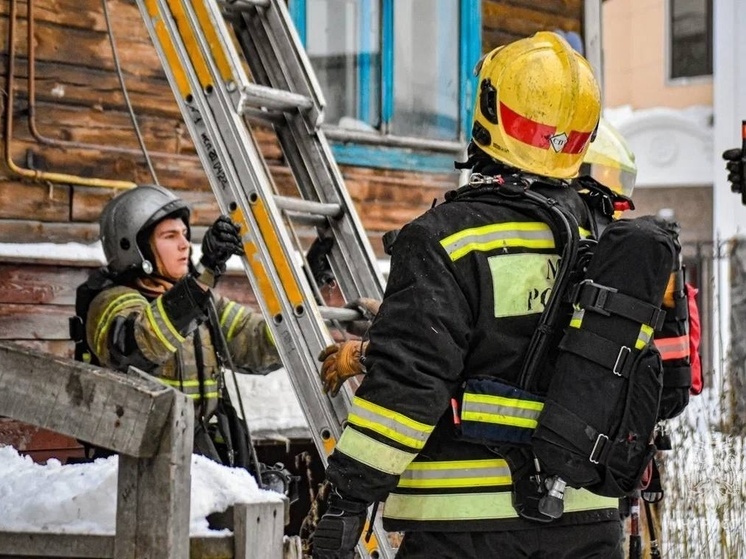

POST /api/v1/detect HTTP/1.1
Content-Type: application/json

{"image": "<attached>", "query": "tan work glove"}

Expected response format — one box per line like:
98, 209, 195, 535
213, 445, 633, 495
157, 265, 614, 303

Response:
318, 340, 369, 396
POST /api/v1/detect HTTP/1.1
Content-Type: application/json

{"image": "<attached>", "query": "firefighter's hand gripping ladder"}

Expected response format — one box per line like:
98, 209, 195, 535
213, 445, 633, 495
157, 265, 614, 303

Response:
134, 0, 392, 557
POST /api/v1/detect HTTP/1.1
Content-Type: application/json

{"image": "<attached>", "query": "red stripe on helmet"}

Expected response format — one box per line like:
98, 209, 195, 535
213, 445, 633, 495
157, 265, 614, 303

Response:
500, 103, 553, 149
563, 130, 593, 154
499, 102, 592, 154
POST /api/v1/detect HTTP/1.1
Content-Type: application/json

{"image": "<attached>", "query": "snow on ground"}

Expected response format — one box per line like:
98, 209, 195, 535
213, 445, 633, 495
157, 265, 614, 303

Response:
0, 445, 283, 536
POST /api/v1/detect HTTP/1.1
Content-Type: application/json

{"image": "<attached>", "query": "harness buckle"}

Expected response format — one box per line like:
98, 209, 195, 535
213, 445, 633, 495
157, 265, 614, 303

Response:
574, 279, 618, 316
613, 346, 631, 376
589, 433, 610, 464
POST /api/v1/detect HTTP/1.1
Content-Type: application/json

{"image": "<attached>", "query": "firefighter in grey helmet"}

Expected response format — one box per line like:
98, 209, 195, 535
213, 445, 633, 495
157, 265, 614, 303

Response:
88, 185, 279, 461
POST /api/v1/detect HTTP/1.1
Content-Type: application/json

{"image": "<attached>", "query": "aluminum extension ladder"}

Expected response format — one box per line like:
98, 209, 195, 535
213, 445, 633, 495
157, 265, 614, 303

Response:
134, 0, 392, 557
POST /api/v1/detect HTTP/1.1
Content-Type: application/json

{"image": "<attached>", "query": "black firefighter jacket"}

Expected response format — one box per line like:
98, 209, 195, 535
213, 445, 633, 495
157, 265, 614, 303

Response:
326, 177, 620, 533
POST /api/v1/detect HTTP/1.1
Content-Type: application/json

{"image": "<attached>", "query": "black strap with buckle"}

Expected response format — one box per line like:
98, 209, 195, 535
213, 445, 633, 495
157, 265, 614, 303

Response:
559, 328, 634, 378
574, 280, 666, 330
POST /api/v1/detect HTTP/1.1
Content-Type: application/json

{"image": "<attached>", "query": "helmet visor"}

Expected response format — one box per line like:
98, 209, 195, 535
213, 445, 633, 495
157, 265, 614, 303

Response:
587, 162, 636, 199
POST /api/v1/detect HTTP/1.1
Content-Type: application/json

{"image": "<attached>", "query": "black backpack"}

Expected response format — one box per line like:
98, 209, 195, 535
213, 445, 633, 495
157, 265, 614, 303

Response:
532, 216, 676, 497
69, 267, 115, 366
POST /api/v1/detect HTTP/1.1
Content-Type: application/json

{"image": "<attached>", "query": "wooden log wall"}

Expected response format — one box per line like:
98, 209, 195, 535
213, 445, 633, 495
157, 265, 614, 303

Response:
0, 0, 456, 250
0, 0, 583, 459
482, 0, 584, 51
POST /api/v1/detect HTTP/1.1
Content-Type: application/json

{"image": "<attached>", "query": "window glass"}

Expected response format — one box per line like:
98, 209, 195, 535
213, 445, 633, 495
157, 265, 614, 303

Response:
306, 0, 381, 129
670, 0, 712, 79
392, 0, 459, 140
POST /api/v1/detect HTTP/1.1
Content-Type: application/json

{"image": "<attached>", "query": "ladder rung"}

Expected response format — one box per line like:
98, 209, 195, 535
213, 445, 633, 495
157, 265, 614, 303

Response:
284, 211, 328, 227
241, 106, 287, 127
319, 306, 363, 322
239, 83, 314, 114
218, 0, 270, 9
274, 195, 342, 218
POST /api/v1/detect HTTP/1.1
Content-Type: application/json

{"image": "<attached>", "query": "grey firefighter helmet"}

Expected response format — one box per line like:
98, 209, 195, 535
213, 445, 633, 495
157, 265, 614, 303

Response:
99, 185, 191, 276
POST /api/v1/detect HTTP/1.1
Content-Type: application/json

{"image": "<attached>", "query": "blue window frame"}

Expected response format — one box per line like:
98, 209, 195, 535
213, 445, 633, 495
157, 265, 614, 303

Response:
288, 0, 481, 172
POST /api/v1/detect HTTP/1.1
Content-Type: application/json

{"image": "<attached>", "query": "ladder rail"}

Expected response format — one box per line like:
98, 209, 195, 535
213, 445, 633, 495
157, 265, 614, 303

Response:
232, 8, 386, 300
137, 0, 349, 438
135, 1, 395, 557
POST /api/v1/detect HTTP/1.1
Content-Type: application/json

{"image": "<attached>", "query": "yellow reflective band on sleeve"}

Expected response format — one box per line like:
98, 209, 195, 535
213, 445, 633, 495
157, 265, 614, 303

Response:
461, 393, 544, 429
336, 427, 418, 475
579, 226, 593, 239
145, 302, 177, 353
158, 378, 218, 398
440, 222, 555, 262
383, 488, 617, 522
636, 323, 654, 350
156, 296, 186, 344
94, 293, 148, 356
264, 323, 276, 347
219, 301, 236, 328
219, 301, 245, 342
347, 397, 435, 451
398, 459, 512, 489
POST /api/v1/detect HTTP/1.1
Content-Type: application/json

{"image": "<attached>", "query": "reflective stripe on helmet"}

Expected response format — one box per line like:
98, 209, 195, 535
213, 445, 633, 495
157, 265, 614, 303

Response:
500, 102, 594, 155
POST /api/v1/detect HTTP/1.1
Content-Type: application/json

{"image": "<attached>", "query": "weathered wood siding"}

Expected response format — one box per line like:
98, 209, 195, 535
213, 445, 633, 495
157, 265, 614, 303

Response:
482, 0, 584, 51
0, 0, 584, 458
0, 0, 456, 252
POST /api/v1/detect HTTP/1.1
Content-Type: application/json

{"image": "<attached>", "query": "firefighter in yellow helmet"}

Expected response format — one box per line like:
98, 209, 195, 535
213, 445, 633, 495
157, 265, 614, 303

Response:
580, 117, 637, 200
312, 32, 624, 559
318, 118, 640, 398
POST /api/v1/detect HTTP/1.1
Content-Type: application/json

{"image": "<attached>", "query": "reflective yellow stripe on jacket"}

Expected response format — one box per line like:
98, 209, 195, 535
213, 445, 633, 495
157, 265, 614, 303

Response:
440, 222, 555, 262
219, 301, 246, 343
461, 393, 544, 430
440, 222, 593, 262
398, 459, 512, 489
144, 296, 186, 353
383, 487, 618, 523
93, 292, 148, 357
159, 377, 219, 399
335, 396, 435, 476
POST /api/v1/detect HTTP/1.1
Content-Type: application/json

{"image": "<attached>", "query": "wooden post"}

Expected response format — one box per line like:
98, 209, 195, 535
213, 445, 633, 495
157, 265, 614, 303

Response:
233, 502, 285, 559
114, 390, 193, 559
0, 343, 173, 457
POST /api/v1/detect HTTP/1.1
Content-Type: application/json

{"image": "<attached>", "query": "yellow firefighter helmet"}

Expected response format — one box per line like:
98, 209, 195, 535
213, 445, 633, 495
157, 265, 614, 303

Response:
580, 117, 637, 199
472, 31, 601, 179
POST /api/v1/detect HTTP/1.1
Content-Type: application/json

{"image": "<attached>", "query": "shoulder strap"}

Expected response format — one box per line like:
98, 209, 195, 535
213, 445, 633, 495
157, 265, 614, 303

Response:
446, 175, 582, 391
574, 176, 634, 238
70, 267, 115, 364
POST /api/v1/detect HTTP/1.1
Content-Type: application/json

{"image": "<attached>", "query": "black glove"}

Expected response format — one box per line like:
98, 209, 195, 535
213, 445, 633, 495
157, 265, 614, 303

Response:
198, 216, 244, 285
723, 148, 745, 193
312, 487, 368, 559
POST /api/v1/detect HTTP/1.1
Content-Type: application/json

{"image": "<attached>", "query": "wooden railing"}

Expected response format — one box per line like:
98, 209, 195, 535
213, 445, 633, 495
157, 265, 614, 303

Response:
0, 342, 284, 559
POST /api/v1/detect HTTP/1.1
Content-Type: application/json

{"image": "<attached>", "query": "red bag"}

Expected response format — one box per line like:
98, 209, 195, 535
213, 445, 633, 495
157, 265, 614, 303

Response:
687, 283, 703, 395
